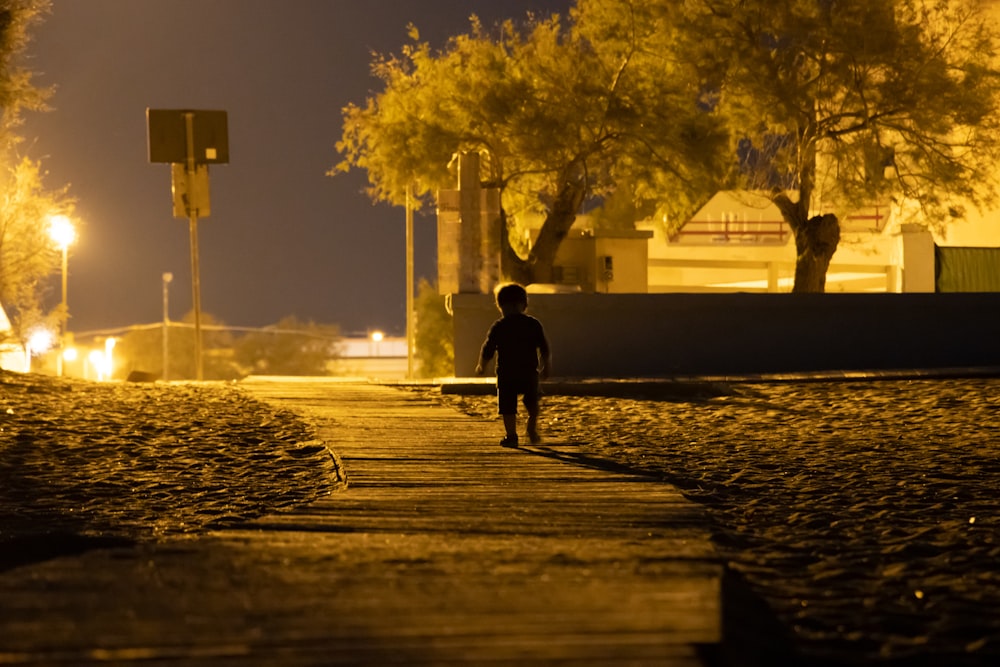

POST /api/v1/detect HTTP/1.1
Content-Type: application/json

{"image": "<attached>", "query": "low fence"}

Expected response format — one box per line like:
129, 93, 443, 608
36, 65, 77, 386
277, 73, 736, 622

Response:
450, 292, 1000, 378
936, 246, 1000, 292
648, 258, 898, 293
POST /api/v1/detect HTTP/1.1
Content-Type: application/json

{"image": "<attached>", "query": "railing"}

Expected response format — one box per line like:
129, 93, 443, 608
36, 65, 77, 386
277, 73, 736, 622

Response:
672, 204, 889, 244
648, 258, 899, 293
670, 219, 791, 244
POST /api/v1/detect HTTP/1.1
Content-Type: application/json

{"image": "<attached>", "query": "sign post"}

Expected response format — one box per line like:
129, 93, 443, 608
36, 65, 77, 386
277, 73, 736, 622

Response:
406, 184, 414, 379
147, 108, 228, 381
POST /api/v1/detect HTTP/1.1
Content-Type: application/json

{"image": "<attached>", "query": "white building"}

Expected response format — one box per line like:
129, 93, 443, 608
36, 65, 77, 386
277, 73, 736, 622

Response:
0, 302, 28, 373
642, 190, 1000, 294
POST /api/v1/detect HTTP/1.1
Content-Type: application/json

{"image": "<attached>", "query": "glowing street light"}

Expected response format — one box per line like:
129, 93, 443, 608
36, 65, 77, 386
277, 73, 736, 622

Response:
27, 328, 54, 353
104, 337, 116, 380
25, 328, 54, 373
48, 214, 76, 376
87, 337, 116, 382
370, 330, 384, 357
88, 350, 105, 381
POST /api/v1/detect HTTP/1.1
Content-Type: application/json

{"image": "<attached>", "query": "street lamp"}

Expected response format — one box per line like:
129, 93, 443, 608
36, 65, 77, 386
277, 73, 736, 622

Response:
48, 214, 75, 376
26, 328, 54, 373
162, 272, 173, 380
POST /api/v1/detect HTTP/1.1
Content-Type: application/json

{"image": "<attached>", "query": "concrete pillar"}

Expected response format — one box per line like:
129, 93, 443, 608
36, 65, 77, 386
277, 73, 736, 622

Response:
480, 188, 501, 293
899, 224, 936, 292
458, 153, 483, 293
438, 152, 502, 295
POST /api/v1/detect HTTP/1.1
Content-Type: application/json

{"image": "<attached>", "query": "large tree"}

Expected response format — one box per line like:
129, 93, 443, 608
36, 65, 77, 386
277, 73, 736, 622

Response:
0, 0, 66, 347
116, 311, 244, 381
0, 0, 50, 145
334, 6, 725, 286
681, 0, 1000, 291
0, 156, 70, 346
233, 316, 341, 377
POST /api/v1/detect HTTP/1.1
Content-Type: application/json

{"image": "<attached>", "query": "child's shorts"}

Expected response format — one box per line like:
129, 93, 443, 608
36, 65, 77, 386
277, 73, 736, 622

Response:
496, 375, 540, 415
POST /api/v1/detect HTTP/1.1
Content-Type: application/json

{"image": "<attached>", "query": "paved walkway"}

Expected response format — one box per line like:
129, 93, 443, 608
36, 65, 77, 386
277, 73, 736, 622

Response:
1, 379, 721, 665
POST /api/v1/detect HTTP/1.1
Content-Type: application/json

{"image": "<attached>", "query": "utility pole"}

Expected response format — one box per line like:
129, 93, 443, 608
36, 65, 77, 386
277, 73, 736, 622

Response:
183, 112, 204, 380
147, 108, 228, 381
162, 272, 173, 381
406, 184, 415, 379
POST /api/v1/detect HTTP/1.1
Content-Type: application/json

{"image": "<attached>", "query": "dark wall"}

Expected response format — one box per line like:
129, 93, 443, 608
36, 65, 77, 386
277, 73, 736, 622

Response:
451, 293, 1000, 377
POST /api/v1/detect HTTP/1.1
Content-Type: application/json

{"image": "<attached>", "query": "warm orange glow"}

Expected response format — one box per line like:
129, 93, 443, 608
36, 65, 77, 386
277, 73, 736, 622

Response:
48, 214, 76, 250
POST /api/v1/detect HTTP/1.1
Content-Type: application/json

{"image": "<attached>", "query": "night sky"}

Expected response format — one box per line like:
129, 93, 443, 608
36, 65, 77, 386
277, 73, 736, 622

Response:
20, 0, 573, 337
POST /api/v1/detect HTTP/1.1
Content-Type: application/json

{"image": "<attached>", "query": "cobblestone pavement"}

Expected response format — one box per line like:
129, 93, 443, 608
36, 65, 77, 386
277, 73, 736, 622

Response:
0, 371, 339, 552
3, 369, 999, 665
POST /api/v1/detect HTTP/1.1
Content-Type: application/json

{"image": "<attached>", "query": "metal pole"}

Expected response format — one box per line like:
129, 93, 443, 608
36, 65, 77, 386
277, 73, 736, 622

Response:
162, 272, 172, 381
184, 112, 204, 381
57, 245, 68, 376
406, 183, 414, 380
188, 217, 203, 381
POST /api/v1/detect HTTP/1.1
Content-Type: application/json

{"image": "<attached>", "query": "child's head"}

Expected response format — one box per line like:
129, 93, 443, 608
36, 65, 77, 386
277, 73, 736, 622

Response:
495, 283, 528, 315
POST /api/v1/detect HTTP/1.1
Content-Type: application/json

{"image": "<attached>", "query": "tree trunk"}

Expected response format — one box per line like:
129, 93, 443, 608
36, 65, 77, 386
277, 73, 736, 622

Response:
500, 209, 533, 285
771, 130, 839, 293
499, 177, 585, 286
791, 213, 840, 293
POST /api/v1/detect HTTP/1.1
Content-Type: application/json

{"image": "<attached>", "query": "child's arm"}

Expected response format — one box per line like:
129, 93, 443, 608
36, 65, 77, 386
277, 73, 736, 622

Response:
538, 334, 551, 380
476, 333, 496, 376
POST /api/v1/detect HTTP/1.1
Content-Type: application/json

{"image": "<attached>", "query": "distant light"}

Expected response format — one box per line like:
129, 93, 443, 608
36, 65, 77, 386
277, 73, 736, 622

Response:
104, 337, 117, 379
89, 350, 106, 381
63, 347, 79, 362
48, 214, 76, 250
369, 330, 384, 358
27, 329, 54, 355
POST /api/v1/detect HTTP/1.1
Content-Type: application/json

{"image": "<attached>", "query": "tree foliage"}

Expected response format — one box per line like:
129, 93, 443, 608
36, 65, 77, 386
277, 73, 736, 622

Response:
413, 278, 453, 378
0, 0, 51, 146
0, 0, 66, 345
116, 315, 342, 380
233, 316, 340, 377
682, 0, 1000, 291
0, 156, 71, 344
336, 0, 1000, 293
334, 5, 725, 285
116, 311, 241, 381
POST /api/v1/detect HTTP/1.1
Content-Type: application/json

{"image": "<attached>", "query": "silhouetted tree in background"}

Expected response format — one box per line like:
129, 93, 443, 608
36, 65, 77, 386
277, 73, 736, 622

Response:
0, 0, 74, 349
334, 4, 725, 286
679, 0, 1000, 291
116, 315, 341, 380
117, 311, 239, 381
234, 316, 340, 377
337, 0, 1000, 293
0, 157, 71, 348
414, 278, 453, 378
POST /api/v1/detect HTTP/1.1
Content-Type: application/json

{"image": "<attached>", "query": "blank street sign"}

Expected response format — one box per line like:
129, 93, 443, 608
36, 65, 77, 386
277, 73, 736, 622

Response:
147, 109, 229, 165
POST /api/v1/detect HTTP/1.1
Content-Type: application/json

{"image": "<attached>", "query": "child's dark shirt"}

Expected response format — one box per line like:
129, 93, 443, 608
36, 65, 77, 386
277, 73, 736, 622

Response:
479, 312, 549, 380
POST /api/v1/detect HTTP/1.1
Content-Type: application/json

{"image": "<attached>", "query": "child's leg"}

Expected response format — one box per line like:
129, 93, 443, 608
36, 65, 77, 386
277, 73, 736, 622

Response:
497, 381, 519, 445
526, 410, 539, 443
524, 382, 541, 444
502, 413, 518, 438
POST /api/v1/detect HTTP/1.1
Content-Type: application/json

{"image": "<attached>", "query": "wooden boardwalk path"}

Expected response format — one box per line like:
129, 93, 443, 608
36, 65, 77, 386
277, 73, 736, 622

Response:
0, 379, 722, 666
239, 379, 722, 665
